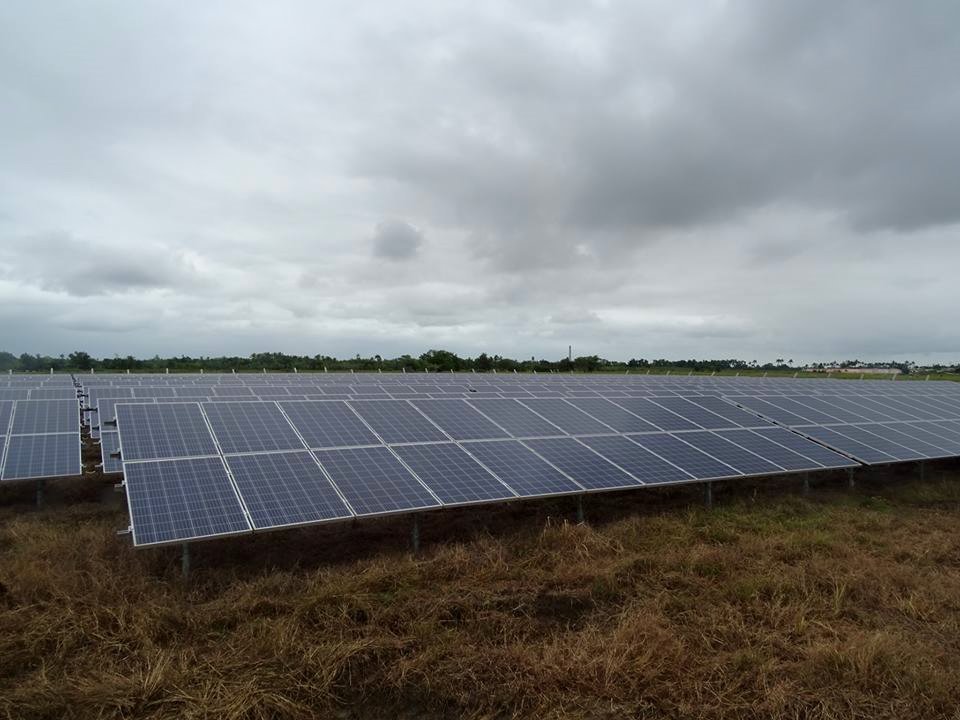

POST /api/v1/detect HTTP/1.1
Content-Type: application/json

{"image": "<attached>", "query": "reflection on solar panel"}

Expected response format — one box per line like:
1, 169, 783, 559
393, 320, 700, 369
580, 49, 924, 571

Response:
280, 401, 380, 448
577, 434, 694, 484
461, 440, 582, 496
392, 443, 516, 504
116, 403, 218, 461
524, 437, 638, 490
563, 398, 660, 433
124, 457, 252, 546
1, 434, 80, 480
201, 402, 305, 454
467, 399, 564, 438
608, 398, 700, 432
409, 399, 511, 441
629, 434, 740, 480
647, 397, 740, 430
676, 431, 783, 475
348, 400, 449, 444
225, 451, 352, 529
749, 427, 858, 468
517, 399, 614, 435
314, 446, 440, 515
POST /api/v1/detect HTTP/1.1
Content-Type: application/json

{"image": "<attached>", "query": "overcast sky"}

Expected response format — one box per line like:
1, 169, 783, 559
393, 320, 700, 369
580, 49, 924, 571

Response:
2, 1, 958, 364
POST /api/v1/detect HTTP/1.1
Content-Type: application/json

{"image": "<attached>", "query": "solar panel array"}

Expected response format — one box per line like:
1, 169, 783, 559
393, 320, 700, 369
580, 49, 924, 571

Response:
112, 395, 859, 547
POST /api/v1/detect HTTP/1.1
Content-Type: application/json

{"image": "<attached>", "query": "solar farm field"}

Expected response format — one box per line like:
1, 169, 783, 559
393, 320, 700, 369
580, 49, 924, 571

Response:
1, 372, 960, 719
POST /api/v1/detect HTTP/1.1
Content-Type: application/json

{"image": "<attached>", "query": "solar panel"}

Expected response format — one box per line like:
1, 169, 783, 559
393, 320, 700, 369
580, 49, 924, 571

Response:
10, 399, 78, 434
348, 400, 449, 444
124, 457, 252, 546
714, 429, 828, 471
784, 396, 868, 423
100, 431, 123, 473
201, 402, 306, 454
460, 440, 583, 496
563, 398, 660, 433
466, 399, 564, 438
116, 403, 219, 461
801, 427, 900, 464
576, 434, 694, 485
524, 437, 639, 490
848, 423, 950, 459
0, 401, 12, 433
392, 443, 516, 504
628, 434, 741, 480
1, 433, 80, 481
645, 397, 739, 430
279, 401, 380, 449
749, 427, 859, 468
909, 422, 960, 452
314, 446, 441, 516
513, 399, 613, 435
409, 399, 511, 441
679, 396, 772, 428
724, 397, 811, 426
607, 398, 700, 432
224, 451, 353, 529
674, 431, 784, 475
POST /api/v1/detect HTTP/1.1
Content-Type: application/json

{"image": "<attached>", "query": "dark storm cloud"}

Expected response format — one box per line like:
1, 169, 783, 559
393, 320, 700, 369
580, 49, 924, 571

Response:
371, 220, 424, 260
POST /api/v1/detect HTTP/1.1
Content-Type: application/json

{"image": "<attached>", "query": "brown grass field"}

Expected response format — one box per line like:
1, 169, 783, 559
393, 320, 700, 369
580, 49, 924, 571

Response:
2, 451, 960, 719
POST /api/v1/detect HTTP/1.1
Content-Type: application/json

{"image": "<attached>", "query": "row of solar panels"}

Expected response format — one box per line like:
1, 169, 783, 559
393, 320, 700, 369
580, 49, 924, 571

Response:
731, 395, 960, 464
114, 398, 858, 546
0, 399, 81, 481
96, 394, 785, 474
0, 387, 80, 401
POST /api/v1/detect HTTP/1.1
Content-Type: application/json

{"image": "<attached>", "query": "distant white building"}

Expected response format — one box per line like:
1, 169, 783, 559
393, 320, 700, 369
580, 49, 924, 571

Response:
834, 367, 902, 375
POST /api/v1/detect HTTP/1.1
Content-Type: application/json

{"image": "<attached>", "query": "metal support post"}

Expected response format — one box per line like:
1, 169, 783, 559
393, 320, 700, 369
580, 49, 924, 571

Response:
802, 473, 810, 495
576, 495, 585, 524
411, 515, 421, 554
36, 478, 45, 508
847, 468, 855, 490
181, 542, 191, 578
704, 481, 713, 509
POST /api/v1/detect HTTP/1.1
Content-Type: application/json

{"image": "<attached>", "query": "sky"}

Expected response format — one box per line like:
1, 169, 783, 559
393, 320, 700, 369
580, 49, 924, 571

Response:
1, 1, 959, 364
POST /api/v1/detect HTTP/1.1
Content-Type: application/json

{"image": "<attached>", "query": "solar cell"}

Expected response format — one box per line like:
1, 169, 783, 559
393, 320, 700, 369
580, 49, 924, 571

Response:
116, 403, 219, 461
410, 399, 511, 440
675, 431, 784, 475
392, 443, 516, 504
1, 433, 80, 480
314, 446, 441, 515
11, 399, 78, 434
524, 437, 639, 490
467, 399, 564, 438
348, 400, 449, 444
279, 400, 380, 449
124, 457, 252, 546
202, 402, 306, 454
628, 434, 741, 480
461, 440, 583, 496
607, 398, 700, 431
564, 398, 660, 433
577, 435, 694, 485
225, 451, 353, 529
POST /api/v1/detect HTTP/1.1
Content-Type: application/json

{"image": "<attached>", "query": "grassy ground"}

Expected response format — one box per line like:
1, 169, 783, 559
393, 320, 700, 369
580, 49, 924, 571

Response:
1, 462, 960, 720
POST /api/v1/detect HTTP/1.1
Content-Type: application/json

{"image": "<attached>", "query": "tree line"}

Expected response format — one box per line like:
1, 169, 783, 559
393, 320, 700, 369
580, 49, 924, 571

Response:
0, 350, 945, 374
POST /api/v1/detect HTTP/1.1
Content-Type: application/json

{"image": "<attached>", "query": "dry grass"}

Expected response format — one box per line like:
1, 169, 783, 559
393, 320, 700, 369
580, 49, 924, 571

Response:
2, 461, 960, 719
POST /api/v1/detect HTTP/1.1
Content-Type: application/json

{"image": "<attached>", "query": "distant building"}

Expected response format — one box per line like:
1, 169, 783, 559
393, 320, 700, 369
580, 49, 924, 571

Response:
834, 367, 902, 375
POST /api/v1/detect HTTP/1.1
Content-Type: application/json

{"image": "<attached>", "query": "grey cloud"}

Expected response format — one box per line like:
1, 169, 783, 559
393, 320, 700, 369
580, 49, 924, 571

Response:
371, 220, 423, 260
